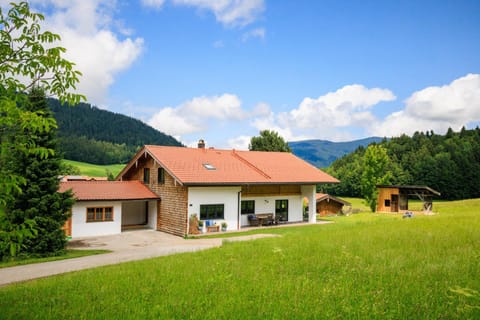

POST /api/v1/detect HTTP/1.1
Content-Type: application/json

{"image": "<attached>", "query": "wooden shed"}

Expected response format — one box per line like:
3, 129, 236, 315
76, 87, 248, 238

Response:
376, 185, 440, 214
315, 193, 351, 216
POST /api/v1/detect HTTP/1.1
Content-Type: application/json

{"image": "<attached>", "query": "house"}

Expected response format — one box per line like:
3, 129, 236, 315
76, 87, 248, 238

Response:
116, 143, 338, 236
59, 180, 159, 238
376, 185, 440, 214
61, 143, 339, 238
315, 193, 351, 216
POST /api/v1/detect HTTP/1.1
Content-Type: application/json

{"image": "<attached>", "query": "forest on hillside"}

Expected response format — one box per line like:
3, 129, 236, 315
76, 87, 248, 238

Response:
324, 127, 480, 200
49, 99, 182, 164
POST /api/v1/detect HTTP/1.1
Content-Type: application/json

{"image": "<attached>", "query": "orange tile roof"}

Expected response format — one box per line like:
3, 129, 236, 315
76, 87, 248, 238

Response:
120, 145, 339, 185
59, 181, 159, 201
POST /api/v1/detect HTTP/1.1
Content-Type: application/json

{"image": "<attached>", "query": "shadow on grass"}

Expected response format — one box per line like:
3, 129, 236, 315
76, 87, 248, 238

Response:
0, 249, 111, 268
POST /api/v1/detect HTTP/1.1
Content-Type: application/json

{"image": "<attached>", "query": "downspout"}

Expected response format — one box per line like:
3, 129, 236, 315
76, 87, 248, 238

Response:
237, 190, 242, 230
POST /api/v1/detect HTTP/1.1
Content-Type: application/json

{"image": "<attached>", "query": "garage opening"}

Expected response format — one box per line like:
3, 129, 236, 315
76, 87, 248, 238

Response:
122, 200, 157, 231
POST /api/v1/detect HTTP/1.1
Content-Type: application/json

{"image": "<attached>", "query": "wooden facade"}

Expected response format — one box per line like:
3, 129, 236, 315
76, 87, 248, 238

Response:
315, 194, 351, 216
121, 153, 188, 237
376, 185, 440, 214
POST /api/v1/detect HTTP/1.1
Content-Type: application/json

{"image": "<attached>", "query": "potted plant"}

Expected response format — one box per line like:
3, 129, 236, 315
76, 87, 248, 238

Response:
221, 221, 227, 232
198, 220, 204, 232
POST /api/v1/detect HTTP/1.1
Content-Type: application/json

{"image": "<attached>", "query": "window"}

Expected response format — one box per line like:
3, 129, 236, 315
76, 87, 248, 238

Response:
158, 168, 165, 184
384, 199, 391, 207
143, 168, 150, 184
241, 200, 255, 215
87, 207, 113, 222
200, 204, 224, 220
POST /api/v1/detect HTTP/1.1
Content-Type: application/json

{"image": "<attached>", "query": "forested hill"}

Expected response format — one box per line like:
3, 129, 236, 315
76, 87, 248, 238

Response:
49, 99, 182, 164
324, 127, 480, 200
289, 137, 383, 168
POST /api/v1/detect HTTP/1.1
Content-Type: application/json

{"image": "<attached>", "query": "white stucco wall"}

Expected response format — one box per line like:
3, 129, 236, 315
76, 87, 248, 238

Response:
71, 201, 122, 238
148, 200, 157, 229
240, 195, 305, 226
301, 185, 317, 223
188, 186, 241, 231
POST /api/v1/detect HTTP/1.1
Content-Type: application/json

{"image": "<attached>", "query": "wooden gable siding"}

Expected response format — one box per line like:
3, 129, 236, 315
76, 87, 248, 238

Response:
241, 184, 301, 197
377, 187, 399, 212
122, 155, 188, 237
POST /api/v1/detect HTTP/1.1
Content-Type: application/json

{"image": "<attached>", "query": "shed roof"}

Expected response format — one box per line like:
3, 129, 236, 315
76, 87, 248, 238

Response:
59, 181, 159, 201
118, 145, 339, 186
315, 193, 351, 206
377, 185, 441, 196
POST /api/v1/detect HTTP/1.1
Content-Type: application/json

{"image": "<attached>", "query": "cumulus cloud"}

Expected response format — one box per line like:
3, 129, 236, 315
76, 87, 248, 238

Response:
31, 0, 144, 105
247, 84, 395, 141
148, 93, 245, 138
289, 84, 396, 129
372, 73, 480, 137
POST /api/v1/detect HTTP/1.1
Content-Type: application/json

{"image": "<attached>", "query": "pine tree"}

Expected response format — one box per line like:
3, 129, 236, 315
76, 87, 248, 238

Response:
7, 88, 74, 255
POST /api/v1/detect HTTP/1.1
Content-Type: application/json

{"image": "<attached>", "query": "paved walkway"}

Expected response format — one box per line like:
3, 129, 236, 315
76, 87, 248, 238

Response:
0, 230, 279, 287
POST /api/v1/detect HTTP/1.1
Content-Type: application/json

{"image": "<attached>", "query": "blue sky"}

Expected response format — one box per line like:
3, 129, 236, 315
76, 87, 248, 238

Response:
25, 0, 480, 149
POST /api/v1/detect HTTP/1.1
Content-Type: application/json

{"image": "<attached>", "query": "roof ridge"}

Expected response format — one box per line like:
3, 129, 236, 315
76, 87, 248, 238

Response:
231, 150, 271, 180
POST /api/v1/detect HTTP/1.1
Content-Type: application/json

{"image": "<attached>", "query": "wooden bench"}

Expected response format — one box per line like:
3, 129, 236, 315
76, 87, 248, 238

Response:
206, 225, 219, 232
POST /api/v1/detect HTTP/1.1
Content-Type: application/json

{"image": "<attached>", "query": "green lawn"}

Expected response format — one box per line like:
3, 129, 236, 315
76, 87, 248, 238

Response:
0, 199, 479, 319
63, 159, 125, 177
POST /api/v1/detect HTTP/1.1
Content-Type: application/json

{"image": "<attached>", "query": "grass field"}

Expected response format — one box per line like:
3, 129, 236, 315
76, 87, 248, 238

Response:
0, 199, 479, 319
63, 159, 125, 177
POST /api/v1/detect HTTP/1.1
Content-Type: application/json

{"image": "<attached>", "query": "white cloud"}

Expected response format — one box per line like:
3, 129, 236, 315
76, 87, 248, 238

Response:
148, 93, 246, 139
248, 84, 395, 141
31, 0, 144, 105
170, 0, 265, 27
290, 84, 396, 129
182, 94, 245, 120
141, 0, 166, 9
372, 73, 480, 137
148, 107, 202, 138
227, 135, 251, 150
242, 27, 265, 42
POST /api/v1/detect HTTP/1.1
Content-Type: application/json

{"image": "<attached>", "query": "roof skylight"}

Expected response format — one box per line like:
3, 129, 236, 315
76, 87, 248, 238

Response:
203, 163, 216, 170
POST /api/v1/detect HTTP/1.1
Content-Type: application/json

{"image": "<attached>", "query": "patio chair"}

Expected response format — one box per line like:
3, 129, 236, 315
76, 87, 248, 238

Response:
248, 214, 259, 226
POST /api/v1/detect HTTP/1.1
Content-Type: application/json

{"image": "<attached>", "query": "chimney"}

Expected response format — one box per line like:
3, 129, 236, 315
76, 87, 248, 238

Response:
198, 139, 205, 149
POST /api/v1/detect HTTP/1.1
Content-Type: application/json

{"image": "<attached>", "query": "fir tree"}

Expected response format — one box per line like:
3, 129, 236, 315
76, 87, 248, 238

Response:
7, 88, 74, 255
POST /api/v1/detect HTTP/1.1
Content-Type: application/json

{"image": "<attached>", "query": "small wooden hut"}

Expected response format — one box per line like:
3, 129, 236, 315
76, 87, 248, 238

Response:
315, 193, 351, 216
376, 185, 440, 214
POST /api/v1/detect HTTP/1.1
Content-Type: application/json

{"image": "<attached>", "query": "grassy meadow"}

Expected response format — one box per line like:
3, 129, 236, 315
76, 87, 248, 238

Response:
0, 199, 479, 319
63, 159, 125, 177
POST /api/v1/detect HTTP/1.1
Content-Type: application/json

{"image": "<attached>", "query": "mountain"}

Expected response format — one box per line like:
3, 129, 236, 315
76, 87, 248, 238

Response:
49, 99, 183, 164
289, 137, 384, 168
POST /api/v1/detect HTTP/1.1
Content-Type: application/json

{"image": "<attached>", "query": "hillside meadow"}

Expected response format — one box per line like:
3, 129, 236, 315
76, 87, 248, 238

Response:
0, 199, 479, 319
63, 159, 125, 177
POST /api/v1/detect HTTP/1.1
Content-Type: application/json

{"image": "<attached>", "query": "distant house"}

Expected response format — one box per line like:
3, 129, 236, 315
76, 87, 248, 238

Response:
61, 143, 339, 238
376, 185, 440, 214
315, 193, 351, 216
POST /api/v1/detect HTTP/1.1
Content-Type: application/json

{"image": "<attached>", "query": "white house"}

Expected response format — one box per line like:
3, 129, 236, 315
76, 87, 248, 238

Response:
61, 143, 339, 238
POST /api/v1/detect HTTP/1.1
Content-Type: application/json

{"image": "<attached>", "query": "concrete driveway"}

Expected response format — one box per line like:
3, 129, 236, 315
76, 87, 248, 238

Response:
0, 230, 278, 287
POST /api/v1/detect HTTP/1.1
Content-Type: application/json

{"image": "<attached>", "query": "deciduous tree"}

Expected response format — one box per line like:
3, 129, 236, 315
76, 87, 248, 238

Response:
249, 130, 291, 152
